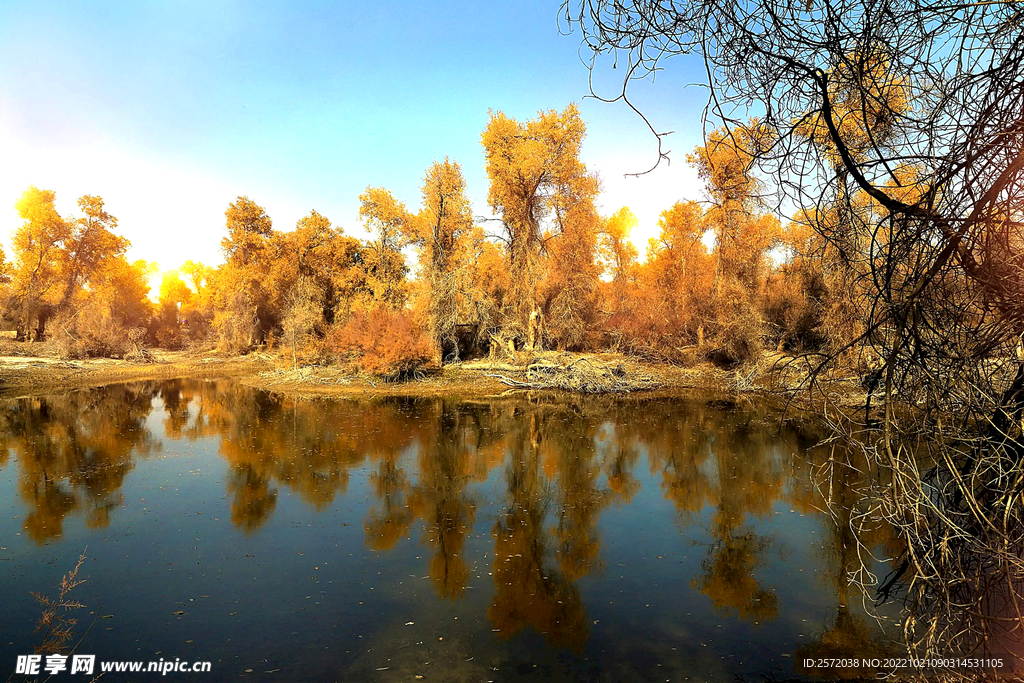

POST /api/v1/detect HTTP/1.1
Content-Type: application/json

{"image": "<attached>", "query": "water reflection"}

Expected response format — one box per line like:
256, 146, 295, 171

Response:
0, 385, 156, 541
794, 450, 898, 678
0, 380, 903, 679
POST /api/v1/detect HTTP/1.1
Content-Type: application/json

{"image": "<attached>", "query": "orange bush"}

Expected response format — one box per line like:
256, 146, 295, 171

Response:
327, 309, 435, 378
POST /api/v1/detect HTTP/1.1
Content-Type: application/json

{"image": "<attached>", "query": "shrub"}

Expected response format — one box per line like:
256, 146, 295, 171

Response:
705, 281, 764, 367
327, 309, 435, 378
0, 335, 30, 357
48, 312, 131, 359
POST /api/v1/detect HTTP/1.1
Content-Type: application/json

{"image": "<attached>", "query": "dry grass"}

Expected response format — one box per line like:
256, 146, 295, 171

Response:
464, 351, 662, 393
257, 367, 353, 387
0, 344, 874, 407
32, 550, 88, 655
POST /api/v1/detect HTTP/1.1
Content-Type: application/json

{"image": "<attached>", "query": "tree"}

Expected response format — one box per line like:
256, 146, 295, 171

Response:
5, 188, 141, 351
689, 124, 780, 363
407, 159, 475, 363
8, 187, 71, 339
276, 210, 329, 364
64, 256, 153, 357
358, 187, 410, 309
215, 197, 275, 350
457, 226, 508, 353
598, 207, 638, 288
630, 200, 713, 352
56, 195, 129, 312
595, 207, 640, 339
213, 194, 385, 357
222, 196, 273, 266
762, 215, 828, 351
156, 270, 194, 348
543, 156, 601, 350
567, 0, 1024, 666
176, 260, 215, 344
481, 104, 596, 342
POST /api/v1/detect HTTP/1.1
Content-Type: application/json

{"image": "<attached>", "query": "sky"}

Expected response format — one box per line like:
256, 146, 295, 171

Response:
0, 0, 713, 281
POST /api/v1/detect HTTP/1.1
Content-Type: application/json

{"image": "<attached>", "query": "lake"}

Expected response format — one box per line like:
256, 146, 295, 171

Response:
0, 380, 899, 681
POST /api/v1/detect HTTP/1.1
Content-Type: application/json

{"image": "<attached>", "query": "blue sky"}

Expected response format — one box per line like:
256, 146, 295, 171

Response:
0, 0, 712, 274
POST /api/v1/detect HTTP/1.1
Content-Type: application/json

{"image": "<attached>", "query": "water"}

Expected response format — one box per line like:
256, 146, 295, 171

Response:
0, 380, 898, 681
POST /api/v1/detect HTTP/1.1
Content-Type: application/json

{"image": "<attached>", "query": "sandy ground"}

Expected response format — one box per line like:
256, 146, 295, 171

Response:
0, 347, 866, 408
0, 351, 270, 397
243, 358, 735, 399
0, 348, 738, 397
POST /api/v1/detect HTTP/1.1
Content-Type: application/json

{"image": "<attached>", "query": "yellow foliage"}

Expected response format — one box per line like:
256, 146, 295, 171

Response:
482, 104, 596, 339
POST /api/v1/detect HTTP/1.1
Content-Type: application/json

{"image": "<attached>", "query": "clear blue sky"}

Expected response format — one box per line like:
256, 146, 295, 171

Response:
0, 0, 711, 274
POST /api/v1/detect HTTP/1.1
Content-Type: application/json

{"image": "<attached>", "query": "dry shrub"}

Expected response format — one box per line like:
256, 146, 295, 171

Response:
154, 325, 184, 350
481, 352, 661, 393
124, 327, 154, 362
327, 309, 435, 379
48, 312, 131, 359
0, 336, 32, 357
762, 271, 826, 351
214, 288, 261, 353
708, 314, 762, 367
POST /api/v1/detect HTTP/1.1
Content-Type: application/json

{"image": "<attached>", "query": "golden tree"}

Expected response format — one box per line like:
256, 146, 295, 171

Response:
622, 200, 713, 354
407, 159, 474, 362
481, 104, 596, 343
215, 196, 275, 350
358, 186, 410, 310
8, 187, 72, 339
5, 188, 144, 353
543, 163, 601, 349
55, 195, 129, 313
688, 124, 780, 362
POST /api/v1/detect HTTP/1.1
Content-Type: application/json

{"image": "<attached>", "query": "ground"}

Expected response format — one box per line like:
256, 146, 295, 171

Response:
0, 351, 269, 396
0, 345, 866, 406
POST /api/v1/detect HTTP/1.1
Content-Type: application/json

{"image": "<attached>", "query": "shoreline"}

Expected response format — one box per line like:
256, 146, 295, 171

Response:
0, 349, 865, 411
0, 351, 271, 397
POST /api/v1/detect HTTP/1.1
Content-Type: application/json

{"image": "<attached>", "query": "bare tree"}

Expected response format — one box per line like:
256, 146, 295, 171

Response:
565, 0, 1024, 673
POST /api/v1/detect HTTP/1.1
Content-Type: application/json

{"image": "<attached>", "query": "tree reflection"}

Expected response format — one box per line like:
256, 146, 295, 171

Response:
364, 451, 413, 551
408, 403, 481, 599
0, 380, 898, 664
179, 386, 429, 532
795, 447, 898, 678
620, 401, 784, 622
637, 402, 716, 521
697, 412, 785, 622
0, 384, 157, 542
488, 409, 588, 650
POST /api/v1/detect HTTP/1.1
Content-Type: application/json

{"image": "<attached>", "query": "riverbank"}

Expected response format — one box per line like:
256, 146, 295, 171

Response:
0, 347, 868, 406
0, 351, 271, 396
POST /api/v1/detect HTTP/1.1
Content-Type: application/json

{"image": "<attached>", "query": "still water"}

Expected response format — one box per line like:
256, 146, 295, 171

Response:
0, 380, 898, 681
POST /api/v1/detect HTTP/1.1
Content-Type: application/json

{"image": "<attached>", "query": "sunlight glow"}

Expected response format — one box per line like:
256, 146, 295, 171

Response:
0, 123, 337, 279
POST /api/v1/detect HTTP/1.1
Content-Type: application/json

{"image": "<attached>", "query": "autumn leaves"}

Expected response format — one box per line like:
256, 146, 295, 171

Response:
1, 105, 840, 370
3, 188, 152, 356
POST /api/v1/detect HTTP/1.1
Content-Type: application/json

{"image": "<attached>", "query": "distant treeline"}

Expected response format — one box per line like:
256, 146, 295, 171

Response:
0, 106, 862, 374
